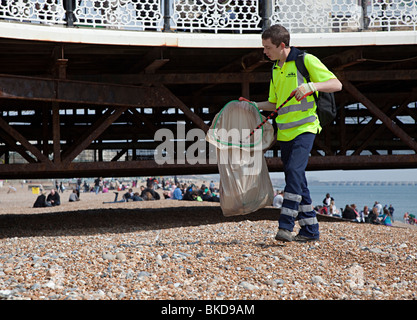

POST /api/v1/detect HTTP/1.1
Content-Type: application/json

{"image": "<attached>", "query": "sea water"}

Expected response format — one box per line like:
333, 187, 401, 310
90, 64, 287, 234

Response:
295, 184, 416, 220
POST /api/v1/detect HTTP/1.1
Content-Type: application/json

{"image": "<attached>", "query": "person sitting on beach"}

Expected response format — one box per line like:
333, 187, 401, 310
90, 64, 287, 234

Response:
360, 206, 369, 223
191, 191, 203, 202
182, 185, 196, 201
388, 204, 395, 222
140, 181, 160, 200
342, 204, 357, 221
7, 185, 17, 193
33, 191, 48, 208
379, 208, 392, 226
201, 188, 220, 202
172, 185, 183, 200
46, 189, 61, 206
123, 188, 134, 201
374, 201, 383, 215
69, 189, 80, 202
132, 192, 143, 201
322, 193, 334, 212
404, 212, 409, 224
329, 200, 340, 217
369, 207, 381, 224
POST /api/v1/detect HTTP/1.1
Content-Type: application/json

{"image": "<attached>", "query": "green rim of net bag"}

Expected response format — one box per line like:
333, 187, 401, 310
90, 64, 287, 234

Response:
210, 100, 264, 148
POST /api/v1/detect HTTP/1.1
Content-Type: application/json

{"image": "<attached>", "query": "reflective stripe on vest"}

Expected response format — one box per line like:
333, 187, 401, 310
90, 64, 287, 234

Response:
277, 115, 317, 131
278, 100, 315, 115
277, 68, 317, 131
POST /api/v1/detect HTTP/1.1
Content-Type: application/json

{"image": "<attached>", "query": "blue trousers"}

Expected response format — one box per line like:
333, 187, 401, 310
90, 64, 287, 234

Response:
279, 132, 319, 239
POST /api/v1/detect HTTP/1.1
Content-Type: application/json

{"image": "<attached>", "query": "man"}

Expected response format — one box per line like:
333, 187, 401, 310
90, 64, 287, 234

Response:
140, 180, 161, 200
241, 24, 342, 242
47, 188, 61, 206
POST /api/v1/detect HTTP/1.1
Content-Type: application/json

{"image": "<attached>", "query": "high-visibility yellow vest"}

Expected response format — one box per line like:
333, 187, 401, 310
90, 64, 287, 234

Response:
268, 49, 337, 142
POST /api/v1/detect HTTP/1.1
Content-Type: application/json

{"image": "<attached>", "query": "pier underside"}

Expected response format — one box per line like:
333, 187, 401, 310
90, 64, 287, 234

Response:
1, 38, 417, 179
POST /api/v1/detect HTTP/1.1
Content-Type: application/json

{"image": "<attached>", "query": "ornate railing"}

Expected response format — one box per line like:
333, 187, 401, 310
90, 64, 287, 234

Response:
0, 0, 416, 33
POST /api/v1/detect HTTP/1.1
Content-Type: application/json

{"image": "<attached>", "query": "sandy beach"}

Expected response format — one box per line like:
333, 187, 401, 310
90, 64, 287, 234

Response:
0, 180, 416, 301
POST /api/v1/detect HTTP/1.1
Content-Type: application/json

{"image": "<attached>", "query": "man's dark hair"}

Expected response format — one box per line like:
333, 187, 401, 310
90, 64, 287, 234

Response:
262, 24, 290, 47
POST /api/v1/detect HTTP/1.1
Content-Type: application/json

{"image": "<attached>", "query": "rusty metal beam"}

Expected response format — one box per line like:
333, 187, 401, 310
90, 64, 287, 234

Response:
158, 85, 210, 132
0, 129, 37, 163
268, 154, 417, 171
0, 154, 417, 179
339, 101, 392, 155
341, 80, 417, 153
0, 115, 52, 164
0, 74, 175, 107
353, 99, 411, 155
52, 103, 61, 164
337, 70, 417, 81
60, 107, 128, 165
69, 72, 271, 85
70, 69, 417, 85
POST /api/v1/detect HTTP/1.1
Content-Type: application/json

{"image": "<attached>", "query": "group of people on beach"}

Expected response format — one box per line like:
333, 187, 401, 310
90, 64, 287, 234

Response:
33, 188, 62, 208
32, 177, 220, 206
316, 193, 395, 226
106, 177, 220, 203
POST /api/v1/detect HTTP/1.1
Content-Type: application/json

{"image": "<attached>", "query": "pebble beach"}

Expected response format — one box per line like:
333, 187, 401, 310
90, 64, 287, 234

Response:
0, 182, 416, 301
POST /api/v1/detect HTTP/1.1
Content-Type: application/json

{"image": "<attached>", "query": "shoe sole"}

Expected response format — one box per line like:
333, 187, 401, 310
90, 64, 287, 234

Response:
275, 233, 293, 242
294, 236, 319, 243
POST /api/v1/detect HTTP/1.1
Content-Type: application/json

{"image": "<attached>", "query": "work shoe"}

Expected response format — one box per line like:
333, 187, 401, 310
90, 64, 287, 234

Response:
294, 234, 319, 243
275, 229, 293, 242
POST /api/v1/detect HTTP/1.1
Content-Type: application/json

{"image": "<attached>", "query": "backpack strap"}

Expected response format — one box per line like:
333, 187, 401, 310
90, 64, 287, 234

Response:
295, 51, 310, 81
295, 50, 319, 103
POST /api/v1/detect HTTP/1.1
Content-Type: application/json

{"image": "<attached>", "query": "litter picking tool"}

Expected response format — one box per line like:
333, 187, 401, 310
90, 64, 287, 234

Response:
245, 91, 295, 140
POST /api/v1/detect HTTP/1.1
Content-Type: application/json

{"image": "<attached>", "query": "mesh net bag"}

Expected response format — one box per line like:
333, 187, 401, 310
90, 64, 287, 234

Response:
206, 100, 275, 216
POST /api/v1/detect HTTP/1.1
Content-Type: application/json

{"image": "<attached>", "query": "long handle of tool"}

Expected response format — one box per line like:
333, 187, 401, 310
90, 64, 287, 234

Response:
247, 92, 295, 138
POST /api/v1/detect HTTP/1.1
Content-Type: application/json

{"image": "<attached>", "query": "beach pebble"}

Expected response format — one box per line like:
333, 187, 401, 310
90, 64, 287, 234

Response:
1, 186, 416, 300
102, 253, 116, 260
115, 253, 126, 261
239, 281, 258, 290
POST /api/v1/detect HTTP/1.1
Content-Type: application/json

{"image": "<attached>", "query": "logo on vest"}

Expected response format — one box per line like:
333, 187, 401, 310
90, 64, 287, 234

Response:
286, 72, 296, 78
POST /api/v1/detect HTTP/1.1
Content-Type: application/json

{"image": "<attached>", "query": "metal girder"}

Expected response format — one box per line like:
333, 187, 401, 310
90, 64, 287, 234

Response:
0, 74, 176, 107
60, 107, 128, 165
341, 80, 417, 153
70, 69, 417, 85
1, 154, 417, 180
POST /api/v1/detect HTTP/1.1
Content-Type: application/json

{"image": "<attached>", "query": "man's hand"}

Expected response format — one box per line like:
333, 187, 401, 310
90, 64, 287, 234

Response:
238, 97, 251, 103
293, 82, 317, 101
238, 97, 258, 109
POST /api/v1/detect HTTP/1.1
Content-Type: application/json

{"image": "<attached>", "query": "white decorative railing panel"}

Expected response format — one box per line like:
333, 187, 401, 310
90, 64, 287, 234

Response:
171, 0, 262, 33
0, 0, 66, 24
368, 0, 417, 31
270, 0, 363, 33
74, 0, 163, 30
0, 0, 416, 33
